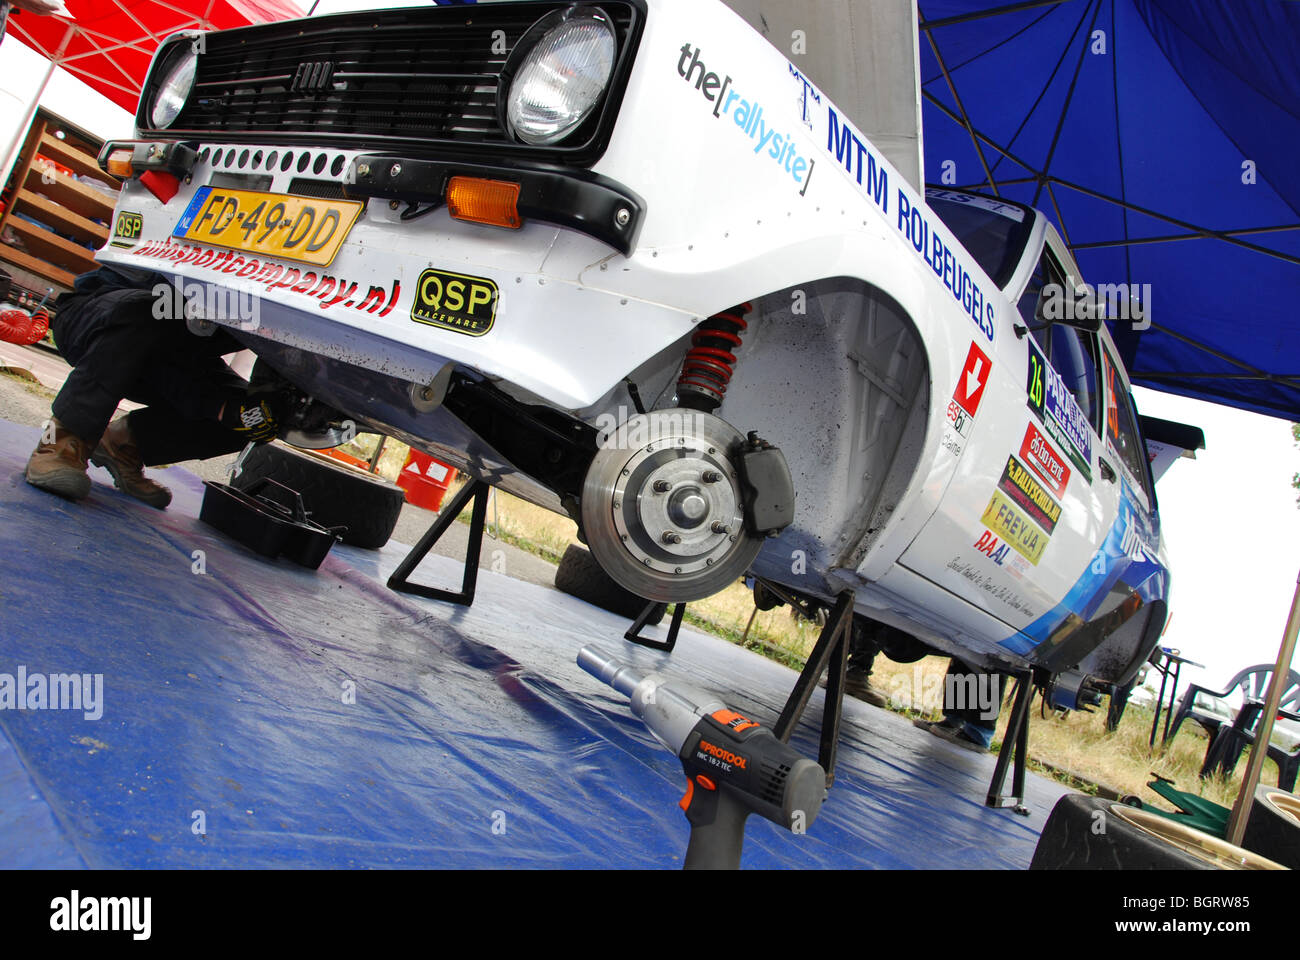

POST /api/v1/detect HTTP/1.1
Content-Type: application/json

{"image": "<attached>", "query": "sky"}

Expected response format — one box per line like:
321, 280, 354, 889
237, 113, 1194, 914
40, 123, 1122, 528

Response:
1132, 386, 1300, 691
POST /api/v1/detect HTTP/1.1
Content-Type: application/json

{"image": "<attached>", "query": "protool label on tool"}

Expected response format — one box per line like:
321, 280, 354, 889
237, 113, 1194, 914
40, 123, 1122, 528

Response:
697, 739, 748, 771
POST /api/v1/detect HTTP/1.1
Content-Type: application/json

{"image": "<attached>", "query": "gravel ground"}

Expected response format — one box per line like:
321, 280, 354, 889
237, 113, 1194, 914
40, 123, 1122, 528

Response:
0, 370, 57, 429
0, 369, 562, 590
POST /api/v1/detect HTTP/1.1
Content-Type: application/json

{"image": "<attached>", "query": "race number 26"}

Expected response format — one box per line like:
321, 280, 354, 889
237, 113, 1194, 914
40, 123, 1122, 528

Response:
1026, 350, 1045, 417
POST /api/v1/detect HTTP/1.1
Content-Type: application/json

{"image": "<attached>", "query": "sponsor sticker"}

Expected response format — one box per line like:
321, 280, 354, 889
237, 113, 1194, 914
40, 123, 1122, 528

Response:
942, 342, 992, 457
946, 399, 973, 436
110, 210, 143, 248
1019, 422, 1070, 498
980, 488, 1048, 565
953, 341, 991, 417
927, 189, 1025, 223
410, 268, 498, 337
1025, 337, 1092, 482
974, 529, 1011, 566
997, 454, 1061, 534
129, 236, 401, 317
677, 43, 814, 194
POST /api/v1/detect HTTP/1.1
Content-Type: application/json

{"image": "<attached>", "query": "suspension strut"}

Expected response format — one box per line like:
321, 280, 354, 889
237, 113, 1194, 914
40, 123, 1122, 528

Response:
676, 302, 751, 412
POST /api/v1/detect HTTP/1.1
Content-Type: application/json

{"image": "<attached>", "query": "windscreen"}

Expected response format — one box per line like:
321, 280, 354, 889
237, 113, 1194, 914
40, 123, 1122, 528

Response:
927, 189, 1034, 290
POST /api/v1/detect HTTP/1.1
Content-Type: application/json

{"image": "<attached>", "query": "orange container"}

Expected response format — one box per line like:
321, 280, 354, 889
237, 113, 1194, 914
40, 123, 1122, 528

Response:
317, 446, 371, 470
396, 449, 457, 511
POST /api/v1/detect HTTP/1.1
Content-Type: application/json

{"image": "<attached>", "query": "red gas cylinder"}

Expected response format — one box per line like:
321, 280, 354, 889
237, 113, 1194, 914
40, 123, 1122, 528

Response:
396, 449, 458, 511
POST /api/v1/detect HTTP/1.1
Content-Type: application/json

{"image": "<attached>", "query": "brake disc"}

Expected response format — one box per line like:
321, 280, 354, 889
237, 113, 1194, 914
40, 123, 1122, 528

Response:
581, 409, 764, 603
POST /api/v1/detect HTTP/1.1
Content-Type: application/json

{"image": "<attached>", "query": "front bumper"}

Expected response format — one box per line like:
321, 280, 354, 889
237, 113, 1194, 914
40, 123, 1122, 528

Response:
95, 138, 695, 411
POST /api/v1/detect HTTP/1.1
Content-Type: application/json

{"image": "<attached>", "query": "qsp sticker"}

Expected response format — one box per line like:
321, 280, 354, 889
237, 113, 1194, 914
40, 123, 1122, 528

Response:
410, 268, 498, 337
111, 210, 144, 247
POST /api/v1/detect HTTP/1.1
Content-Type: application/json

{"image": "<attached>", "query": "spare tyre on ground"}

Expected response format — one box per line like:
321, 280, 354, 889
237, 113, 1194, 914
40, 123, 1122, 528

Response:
1030, 793, 1285, 869
554, 544, 666, 625
231, 442, 405, 550
1242, 784, 1300, 869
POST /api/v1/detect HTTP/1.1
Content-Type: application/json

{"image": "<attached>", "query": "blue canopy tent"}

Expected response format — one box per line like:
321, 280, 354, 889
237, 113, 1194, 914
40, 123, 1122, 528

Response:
919, 0, 1300, 421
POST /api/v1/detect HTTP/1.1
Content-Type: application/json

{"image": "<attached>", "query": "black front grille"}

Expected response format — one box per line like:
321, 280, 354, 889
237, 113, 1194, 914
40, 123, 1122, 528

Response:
142, 1, 642, 165
286, 177, 347, 200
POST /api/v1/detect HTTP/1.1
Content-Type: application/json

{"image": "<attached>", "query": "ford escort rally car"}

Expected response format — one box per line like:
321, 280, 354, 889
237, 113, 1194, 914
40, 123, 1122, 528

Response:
95, 0, 1179, 711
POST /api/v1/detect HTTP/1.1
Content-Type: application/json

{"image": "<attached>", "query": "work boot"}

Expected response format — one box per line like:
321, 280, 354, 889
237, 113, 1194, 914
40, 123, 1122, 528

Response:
91, 416, 172, 510
818, 664, 890, 708
25, 418, 92, 500
912, 716, 988, 753
843, 665, 890, 708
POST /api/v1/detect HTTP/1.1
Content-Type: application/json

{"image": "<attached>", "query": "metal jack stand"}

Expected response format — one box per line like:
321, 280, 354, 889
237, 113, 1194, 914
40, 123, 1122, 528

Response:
986, 669, 1034, 815
625, 600, 685, 652
773, 590, 855, 787
387, 479, 490, 606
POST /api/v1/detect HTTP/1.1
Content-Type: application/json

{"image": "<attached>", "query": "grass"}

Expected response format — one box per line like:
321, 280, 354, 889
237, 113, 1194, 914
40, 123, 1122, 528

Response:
0, 366, 55, 399
424, 471, 1281, 813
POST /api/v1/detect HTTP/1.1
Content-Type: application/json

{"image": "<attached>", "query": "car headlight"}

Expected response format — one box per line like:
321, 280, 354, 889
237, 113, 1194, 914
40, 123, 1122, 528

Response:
150, 45, 198, 129
503, 7, 616, 146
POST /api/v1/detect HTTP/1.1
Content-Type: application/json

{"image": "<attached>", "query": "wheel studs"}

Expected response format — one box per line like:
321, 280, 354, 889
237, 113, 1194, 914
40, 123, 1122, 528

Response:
702, 470, 722, 484
653, 479, 671, 493
662, 532, 683, 545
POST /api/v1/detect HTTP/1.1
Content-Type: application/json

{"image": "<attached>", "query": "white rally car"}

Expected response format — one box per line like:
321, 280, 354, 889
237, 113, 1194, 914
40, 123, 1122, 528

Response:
96, 0, 1180, 711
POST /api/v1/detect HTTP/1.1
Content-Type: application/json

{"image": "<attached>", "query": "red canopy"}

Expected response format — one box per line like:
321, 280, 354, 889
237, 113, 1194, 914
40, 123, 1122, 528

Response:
9, 0, 305, 115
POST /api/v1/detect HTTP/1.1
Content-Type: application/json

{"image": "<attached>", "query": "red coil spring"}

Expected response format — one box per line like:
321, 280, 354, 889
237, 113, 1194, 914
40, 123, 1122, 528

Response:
677, 302, 751, 409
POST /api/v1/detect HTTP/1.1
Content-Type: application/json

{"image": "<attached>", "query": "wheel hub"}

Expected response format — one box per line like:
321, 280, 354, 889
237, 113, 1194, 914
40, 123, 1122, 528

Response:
581, 410, 764, 602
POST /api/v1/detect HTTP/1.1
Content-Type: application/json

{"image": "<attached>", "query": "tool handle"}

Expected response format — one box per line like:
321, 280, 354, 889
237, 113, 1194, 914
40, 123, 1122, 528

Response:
682, 784, 750, 870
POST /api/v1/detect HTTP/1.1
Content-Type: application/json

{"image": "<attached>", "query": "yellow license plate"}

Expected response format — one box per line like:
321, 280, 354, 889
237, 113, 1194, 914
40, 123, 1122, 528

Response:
171, 186, 363, 267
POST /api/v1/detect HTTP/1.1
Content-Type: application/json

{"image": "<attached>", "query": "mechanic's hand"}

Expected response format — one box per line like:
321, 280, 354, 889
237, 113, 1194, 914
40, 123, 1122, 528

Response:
222, 388, 292, 444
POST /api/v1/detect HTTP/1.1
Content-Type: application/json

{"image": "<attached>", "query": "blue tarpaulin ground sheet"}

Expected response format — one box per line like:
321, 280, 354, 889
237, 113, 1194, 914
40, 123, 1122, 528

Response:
0, 418, 1069, 868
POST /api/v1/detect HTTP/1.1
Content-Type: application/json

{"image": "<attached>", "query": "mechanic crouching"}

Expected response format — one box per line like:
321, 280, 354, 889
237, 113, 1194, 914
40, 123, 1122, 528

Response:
25, 265, 287, 509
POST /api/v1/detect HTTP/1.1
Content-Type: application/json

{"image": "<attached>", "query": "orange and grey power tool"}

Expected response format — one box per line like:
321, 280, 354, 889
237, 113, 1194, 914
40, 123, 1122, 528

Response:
578, 645, 826, 869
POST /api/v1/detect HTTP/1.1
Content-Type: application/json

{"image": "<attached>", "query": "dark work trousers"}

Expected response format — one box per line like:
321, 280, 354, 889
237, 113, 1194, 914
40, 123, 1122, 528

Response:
50, 289, 251, 466
847, 619, 883, 674
942, 658, 1008, 735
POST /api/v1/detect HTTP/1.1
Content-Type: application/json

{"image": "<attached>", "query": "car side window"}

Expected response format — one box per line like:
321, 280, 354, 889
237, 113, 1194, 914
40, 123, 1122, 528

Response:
1015, 254, 1052, 351
1049, 324, 1100, 430
1016, 249, 1101, 432
1101, 345, 1153, 500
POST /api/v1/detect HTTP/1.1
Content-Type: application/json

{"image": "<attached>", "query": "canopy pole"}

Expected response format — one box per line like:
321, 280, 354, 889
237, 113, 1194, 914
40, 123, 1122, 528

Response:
1225, 568, 1300, 846
0, 22, 75, 190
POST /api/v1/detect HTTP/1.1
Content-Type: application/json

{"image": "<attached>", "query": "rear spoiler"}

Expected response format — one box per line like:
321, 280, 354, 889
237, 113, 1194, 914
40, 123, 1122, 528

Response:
1139, 415, 1206, 484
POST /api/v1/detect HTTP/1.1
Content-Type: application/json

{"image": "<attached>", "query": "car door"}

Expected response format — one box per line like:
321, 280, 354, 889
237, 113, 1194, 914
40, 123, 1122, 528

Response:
899, 225, 1120, 655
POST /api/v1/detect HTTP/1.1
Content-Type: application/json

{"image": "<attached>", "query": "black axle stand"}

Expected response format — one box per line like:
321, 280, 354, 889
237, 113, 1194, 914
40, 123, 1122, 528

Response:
985, 669, 1034, 815
387, 478, 490, 606
772, 590, 855, 787
625, 600, 685, 652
